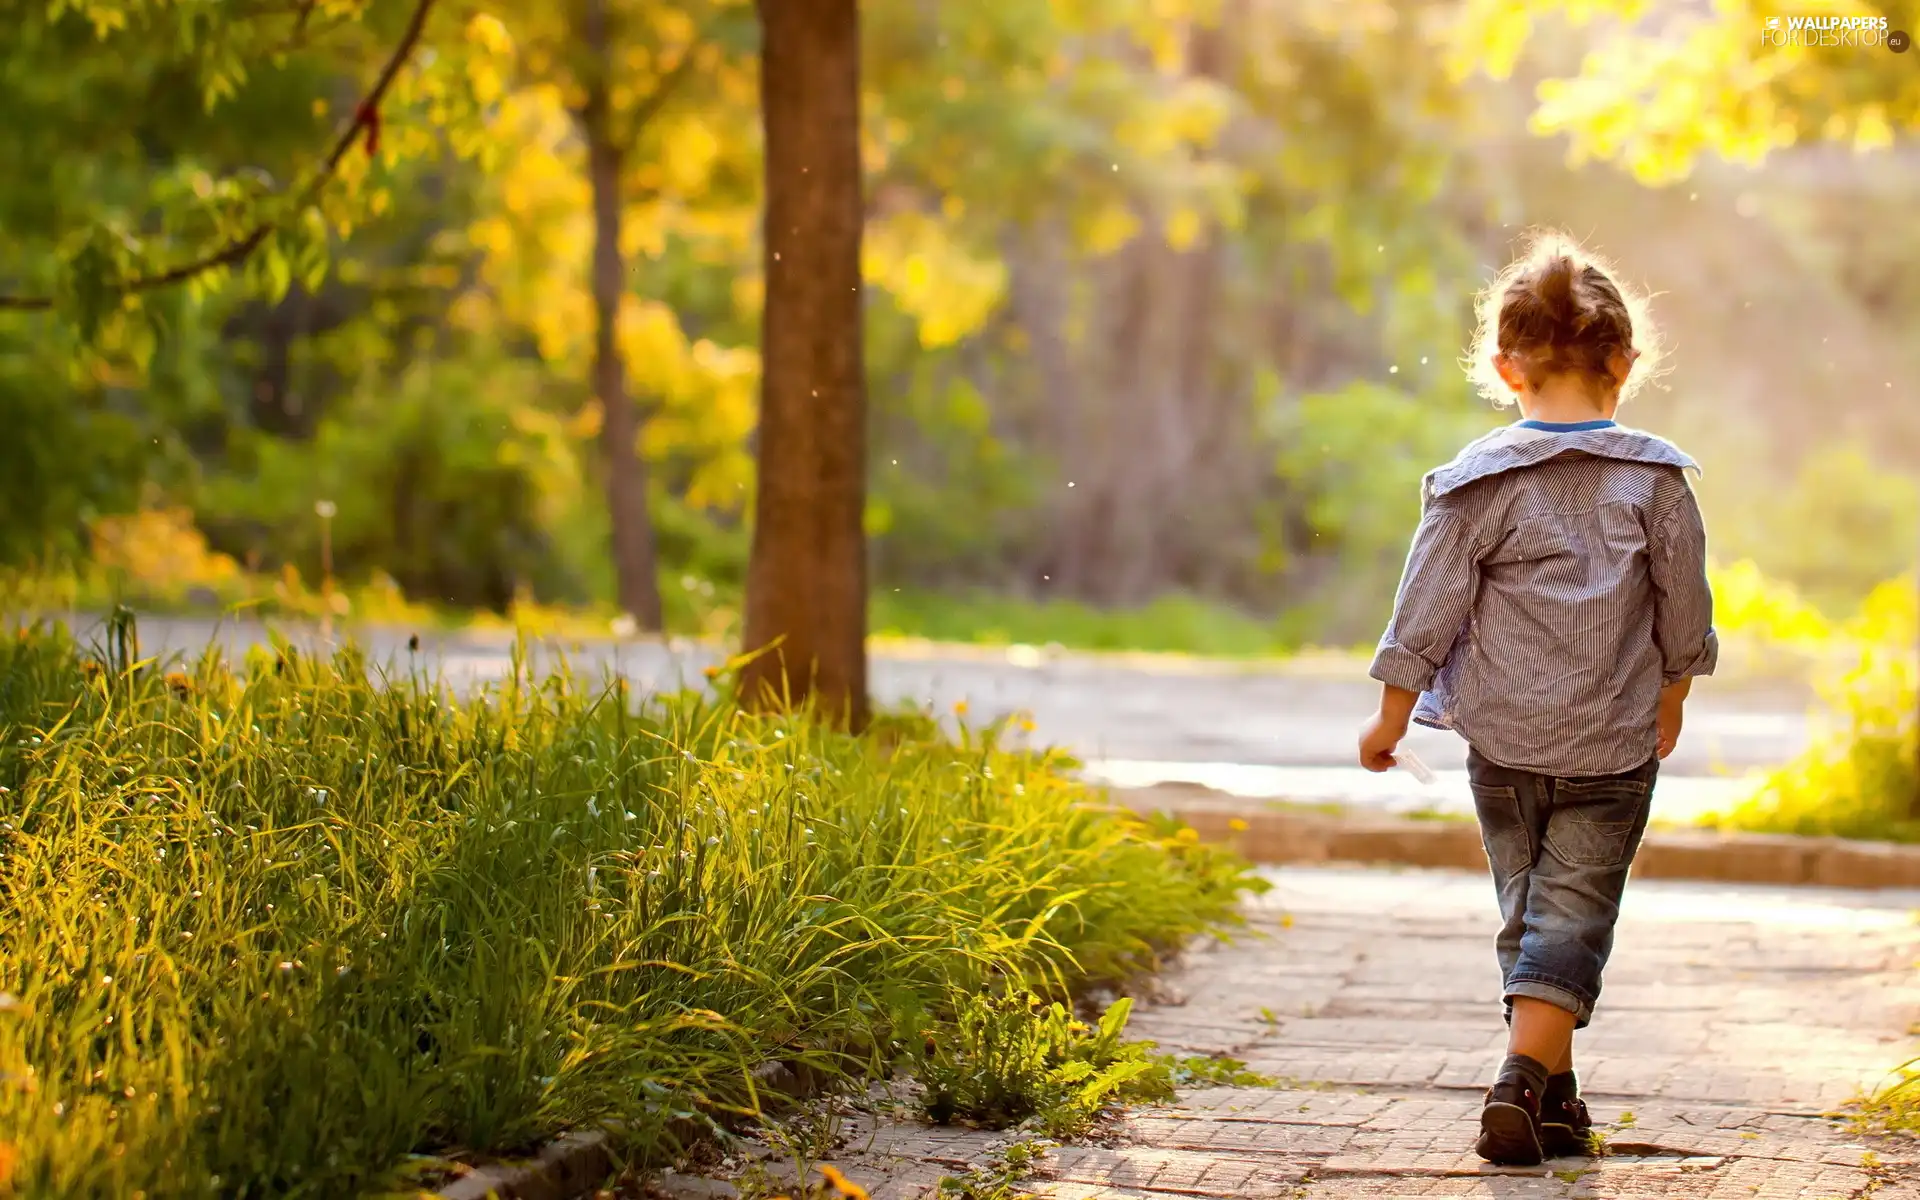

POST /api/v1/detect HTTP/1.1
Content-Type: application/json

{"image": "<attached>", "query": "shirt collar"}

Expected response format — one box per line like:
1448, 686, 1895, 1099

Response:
1424, 423, 1698, 502
1514, 418, 1617, 433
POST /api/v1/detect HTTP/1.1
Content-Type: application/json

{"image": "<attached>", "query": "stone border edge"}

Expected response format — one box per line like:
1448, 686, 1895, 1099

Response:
432, 1130, 613, 1200
1117, 785, 1920, 890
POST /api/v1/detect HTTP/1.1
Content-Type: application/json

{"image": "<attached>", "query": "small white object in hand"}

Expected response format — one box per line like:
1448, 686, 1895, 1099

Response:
1397, 747, 1436, 785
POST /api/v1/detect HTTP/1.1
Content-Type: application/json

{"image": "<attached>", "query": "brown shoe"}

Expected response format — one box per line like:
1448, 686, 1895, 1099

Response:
1475, 1076, 1544, 1166
1540, 1074, 1593, 1158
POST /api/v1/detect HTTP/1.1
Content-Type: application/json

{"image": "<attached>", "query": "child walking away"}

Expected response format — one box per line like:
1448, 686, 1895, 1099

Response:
1356, 231, 1716, 1166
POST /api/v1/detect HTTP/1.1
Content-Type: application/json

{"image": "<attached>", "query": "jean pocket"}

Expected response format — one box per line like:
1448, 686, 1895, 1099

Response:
1544, 778, 1650, 868
1470, 782, 1532, 878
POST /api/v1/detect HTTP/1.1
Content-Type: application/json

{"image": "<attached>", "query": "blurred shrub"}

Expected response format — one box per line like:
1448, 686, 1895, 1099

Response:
87, 507, 244, 603
1706, 559, 1844, 681
198, 355, 593, 611
1272, 380, 1498, 643
0, 341, 175, 570
654, 492, 747, 591
1711, 574, 1919, 842
1708, 440, 1920, 616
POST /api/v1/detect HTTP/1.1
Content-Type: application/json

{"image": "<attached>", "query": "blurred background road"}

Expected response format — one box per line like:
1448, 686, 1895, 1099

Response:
91, 615, 1807, 824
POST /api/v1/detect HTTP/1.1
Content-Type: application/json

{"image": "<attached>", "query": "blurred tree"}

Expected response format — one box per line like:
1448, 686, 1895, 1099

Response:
741, 0, 869, 728
0, 0, 487, 567
0, 0, 467, 327
0, 0, 1522, 645
860, 0, 1481, 608
472, 0, 755, 630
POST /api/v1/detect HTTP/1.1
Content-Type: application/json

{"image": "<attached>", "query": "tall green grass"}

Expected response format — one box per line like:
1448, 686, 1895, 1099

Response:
0, 621, 1261, 1197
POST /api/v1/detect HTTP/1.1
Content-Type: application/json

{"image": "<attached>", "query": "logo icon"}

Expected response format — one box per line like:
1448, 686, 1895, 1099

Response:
1891, 28, 1912, 51
1766, 16, 1780, 28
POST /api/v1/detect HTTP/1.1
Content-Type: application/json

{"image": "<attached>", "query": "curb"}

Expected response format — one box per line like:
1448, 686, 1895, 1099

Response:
433, 1131, 613, 1200
1118, 784, 1920, 890
427, 1062, 832, 1200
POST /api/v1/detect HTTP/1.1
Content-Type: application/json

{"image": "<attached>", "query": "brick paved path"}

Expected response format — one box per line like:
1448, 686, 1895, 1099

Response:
721, 865, 1920, 1200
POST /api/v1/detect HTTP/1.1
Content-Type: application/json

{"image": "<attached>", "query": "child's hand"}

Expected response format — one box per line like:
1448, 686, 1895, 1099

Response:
1656, 679, 1691, 760
1656, 692, 1684, 760
1358, 710, 1407, 772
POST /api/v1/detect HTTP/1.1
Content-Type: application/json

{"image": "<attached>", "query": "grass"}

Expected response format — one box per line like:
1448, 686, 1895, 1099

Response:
1855, 1059, 1920, 1137
0, 617, 1265, 1197
869, 590, 1302, 659
910, 992, 1173, 1140
906, 990, 1277, 1143
933, 1139, 1045, 1200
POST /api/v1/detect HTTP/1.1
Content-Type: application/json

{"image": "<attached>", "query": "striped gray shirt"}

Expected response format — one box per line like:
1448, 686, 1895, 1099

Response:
1369, 423, 1718, 777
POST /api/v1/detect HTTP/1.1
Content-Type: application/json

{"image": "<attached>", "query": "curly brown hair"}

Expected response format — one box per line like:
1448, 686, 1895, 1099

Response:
1463, 230, 1663, 409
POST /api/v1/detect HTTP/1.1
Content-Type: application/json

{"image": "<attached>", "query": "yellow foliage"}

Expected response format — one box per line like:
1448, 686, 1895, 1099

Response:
467, 12, 514, 57
1448, 0, 1533, 82
455, 65, 763, 523
731, 272, 764, 320
620, 199, 670, 260
862, 211, 1008, 349
468, 86, 594, 362
88, 509, 241, 598
621, 297, 697, 397
1165, 205, 1205, 252
1708, 573, 1919, 842
1161, 78, 1233, 148
1114, 77, 1231, 159
1841, 573, 1917, 654
467, 58, 504, 106
1078, 199, 1142, 257
1710, 559, 1834, 648
79, 3, 128, 36
659, 116, 722, 195
568, 400, 603, 442
1462, 0, 1919, 185
649, 5, 698, 46
1853, 103, 1895, 151
1143, 20, 1185, 75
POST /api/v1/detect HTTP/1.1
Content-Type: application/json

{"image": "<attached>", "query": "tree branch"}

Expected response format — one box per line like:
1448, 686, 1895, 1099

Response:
0, 0, 437, 312
568, 39, 706, 147
617, 45, 703, 150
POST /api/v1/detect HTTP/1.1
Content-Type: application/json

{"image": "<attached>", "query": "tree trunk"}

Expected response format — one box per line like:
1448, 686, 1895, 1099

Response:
740, 0, 869, 729
583, 0, 664, 632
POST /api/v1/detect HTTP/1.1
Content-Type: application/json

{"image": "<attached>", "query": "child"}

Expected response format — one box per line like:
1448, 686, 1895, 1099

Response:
1356, 231, 1716, 1166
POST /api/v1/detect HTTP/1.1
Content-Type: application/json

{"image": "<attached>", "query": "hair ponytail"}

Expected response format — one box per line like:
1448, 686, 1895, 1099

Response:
1462, 230, 1662, 408
1534, 255, 1580, 330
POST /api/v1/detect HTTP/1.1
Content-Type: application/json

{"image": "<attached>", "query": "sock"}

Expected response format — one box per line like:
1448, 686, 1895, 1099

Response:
1498, 1052, 1550, 1099
1546, 1069, 1579, 1101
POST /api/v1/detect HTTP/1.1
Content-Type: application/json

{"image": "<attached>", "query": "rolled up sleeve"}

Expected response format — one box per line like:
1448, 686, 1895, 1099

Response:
1369, 498, 1480, 694
1649, 486, 1718, 684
